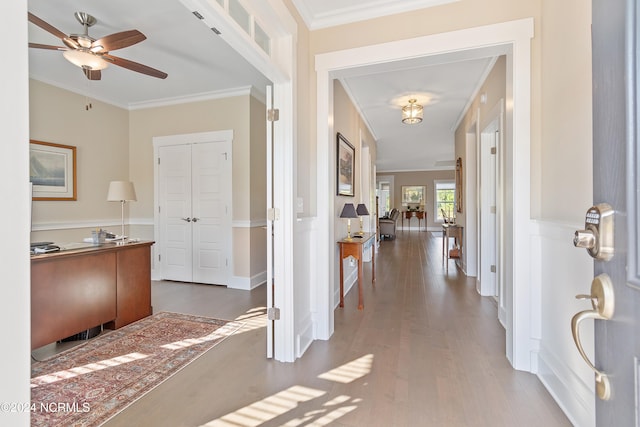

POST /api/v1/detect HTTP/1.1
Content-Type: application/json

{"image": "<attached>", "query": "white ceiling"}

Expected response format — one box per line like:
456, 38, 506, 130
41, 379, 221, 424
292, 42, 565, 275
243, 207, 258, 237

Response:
27, 0, 501, 172
27, 0, 272, 109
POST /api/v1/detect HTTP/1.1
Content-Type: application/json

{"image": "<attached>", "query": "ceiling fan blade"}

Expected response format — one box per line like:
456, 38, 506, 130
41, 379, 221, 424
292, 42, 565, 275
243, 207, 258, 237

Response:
29, 42, 66, 51
83, 68, 101, 81
28, 12, 67, 40
28, 12, 79, 49
93, 30, 146, 52
103, 54, 167, 79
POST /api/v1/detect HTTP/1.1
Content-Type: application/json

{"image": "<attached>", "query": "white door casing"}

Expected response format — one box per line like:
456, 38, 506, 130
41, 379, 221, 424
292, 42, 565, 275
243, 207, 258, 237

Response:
179, 0, 297, 362
316, 19, 534, 370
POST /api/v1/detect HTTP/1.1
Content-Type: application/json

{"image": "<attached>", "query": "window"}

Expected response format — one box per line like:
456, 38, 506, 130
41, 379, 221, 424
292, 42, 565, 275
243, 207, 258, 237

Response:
435, 181, 455, 222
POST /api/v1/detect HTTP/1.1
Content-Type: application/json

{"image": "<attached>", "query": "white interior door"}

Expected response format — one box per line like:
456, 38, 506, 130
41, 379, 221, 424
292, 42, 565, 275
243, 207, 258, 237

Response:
266, 85, 275, 358
159, 144, 192, 282
478, 125, 497, 297
192, 142, 231, 285
157, 136, 232, 286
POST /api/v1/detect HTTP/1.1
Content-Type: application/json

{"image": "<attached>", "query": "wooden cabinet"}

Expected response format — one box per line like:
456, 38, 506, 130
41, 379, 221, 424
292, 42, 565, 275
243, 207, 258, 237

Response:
31, 241, 153, 349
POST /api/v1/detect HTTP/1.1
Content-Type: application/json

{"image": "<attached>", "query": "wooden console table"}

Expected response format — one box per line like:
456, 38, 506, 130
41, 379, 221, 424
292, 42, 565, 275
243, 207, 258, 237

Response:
442, 224, 463, 272
338, 232, 376, 310
402, 210, 426, 231
31, 241, 154, 349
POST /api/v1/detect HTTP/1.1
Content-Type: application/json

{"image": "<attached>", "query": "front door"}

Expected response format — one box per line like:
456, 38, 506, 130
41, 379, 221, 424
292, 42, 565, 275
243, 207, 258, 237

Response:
586, 0, 640, 424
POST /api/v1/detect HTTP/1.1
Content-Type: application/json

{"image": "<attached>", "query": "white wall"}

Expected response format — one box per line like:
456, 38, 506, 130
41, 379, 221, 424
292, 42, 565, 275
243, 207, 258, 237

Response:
0, 1, 30, 426
533, 221, 595, 427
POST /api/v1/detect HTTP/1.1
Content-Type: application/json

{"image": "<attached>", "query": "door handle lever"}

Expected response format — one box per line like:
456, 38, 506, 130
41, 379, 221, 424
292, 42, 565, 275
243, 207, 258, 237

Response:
571, 274, 614, 401
181, 217, 191, 222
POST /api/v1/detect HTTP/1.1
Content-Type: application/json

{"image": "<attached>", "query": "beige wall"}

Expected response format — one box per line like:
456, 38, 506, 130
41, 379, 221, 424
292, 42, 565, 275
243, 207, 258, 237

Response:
378, 170, 456, 230
540, 0, 592, 220
299, 0, 591, 225
30, 80, 267, 283
128, 94, 265, 280
29, 80, 129, 230
128, 96, 252, 221
333, 80, 377, 233
454, 55, 506, 227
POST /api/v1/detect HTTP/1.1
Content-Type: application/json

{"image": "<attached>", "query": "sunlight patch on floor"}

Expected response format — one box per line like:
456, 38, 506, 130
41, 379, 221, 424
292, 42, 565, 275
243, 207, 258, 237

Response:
317, 354, 374, 383
233, 306, 267, 333
200, 385, 325, 426
198, 354, 374, 426
31, 352, 149, 388
161, 322, 242, 350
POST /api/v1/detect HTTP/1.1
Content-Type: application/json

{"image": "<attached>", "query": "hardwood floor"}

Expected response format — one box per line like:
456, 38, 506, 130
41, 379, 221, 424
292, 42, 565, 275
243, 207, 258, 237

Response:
100, 230, 570, 427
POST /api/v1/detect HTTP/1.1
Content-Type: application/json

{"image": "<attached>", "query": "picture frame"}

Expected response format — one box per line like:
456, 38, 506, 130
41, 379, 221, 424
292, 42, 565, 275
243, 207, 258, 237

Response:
336, 133, 355, 196
401, 185, 425, 208
29, 140, 77, 201
456, 157, 463, 213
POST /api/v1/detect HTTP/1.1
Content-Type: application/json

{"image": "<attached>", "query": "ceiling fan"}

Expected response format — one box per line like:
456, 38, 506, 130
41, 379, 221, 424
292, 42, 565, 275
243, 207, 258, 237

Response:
28, 11, 168, 81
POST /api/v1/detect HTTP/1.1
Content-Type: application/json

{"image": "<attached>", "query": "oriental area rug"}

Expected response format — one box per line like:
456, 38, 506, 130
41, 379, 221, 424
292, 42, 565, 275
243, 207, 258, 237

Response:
31, 311, 242, 427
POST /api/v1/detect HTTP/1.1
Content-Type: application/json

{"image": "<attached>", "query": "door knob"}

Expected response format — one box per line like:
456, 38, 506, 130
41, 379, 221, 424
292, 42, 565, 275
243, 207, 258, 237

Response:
571, 274, 614, 400
192, 217, 199, 223
181, 217, 191, 222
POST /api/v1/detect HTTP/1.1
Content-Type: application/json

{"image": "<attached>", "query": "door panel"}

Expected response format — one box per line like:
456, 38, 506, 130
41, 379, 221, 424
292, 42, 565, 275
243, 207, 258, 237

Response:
266, 84, 275, 358
588, 0, 640, 424
479, 125, 497, 297
159, 145, 192, 281
192, 142, 230, 285
158, 141, 231, 285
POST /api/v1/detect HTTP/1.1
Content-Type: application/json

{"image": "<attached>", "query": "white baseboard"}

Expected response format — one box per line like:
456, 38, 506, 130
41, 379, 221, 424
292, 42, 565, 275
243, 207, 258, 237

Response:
537, 348, 595, 427
227, 271, 267, 290
296, 312, 314, 358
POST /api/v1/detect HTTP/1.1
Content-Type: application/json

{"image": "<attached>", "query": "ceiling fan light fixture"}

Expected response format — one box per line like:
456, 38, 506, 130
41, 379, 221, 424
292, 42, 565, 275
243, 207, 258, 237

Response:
402, 98, 423, 124
63, 49, 109, 70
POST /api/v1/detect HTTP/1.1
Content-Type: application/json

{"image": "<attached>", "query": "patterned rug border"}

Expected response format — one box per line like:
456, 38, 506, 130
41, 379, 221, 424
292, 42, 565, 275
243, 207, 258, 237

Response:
31, 311, 243, 427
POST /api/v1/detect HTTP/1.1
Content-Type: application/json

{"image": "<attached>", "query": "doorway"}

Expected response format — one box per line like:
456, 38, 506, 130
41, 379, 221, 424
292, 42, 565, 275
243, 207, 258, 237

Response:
315, 18, 535, 371
153, 131, 233, 286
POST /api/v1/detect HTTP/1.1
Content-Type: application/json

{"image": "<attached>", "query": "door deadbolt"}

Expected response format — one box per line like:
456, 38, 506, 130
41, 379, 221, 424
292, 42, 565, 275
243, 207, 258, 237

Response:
573, 203, 614, 261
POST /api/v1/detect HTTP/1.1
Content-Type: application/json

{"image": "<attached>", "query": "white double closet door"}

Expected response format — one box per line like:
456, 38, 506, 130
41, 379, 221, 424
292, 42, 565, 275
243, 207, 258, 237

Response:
158, 140, 231, 285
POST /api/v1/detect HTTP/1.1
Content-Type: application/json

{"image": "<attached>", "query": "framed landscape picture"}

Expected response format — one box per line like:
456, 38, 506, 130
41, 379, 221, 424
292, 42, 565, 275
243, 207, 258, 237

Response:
401, 185, 425, 208
336, 133, 355, 196
29, 140, 77, 201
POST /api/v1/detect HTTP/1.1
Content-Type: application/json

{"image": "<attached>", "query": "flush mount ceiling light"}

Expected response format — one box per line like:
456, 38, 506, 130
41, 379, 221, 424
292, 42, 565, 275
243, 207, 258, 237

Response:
402, 98, 423, 124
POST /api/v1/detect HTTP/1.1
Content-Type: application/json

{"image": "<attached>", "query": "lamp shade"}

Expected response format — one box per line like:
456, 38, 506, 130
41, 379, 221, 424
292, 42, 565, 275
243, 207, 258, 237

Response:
107, 181, 137, 202
356, 203, 369, 216
339, 203, 358, 218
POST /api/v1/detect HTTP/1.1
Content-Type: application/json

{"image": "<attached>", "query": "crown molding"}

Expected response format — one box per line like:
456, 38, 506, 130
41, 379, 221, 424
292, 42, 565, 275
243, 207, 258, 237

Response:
293, 0, 459, 30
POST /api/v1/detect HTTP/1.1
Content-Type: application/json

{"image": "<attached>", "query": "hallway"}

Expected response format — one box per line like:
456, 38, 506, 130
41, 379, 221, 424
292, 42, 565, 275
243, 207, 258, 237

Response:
105, 231, 571, 426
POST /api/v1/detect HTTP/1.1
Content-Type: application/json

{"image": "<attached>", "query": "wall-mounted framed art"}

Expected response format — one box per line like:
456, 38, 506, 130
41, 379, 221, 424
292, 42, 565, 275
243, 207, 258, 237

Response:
336, 133, 355, 196
456, 157, 463, 212
29, 140, 77, 201
401, 185, 425, 208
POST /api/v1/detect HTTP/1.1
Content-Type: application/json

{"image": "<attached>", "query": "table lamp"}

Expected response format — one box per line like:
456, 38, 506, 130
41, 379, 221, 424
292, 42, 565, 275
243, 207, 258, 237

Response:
356, 203, 369, 235
107, 181, 137, 244
340, 203, 358, 241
